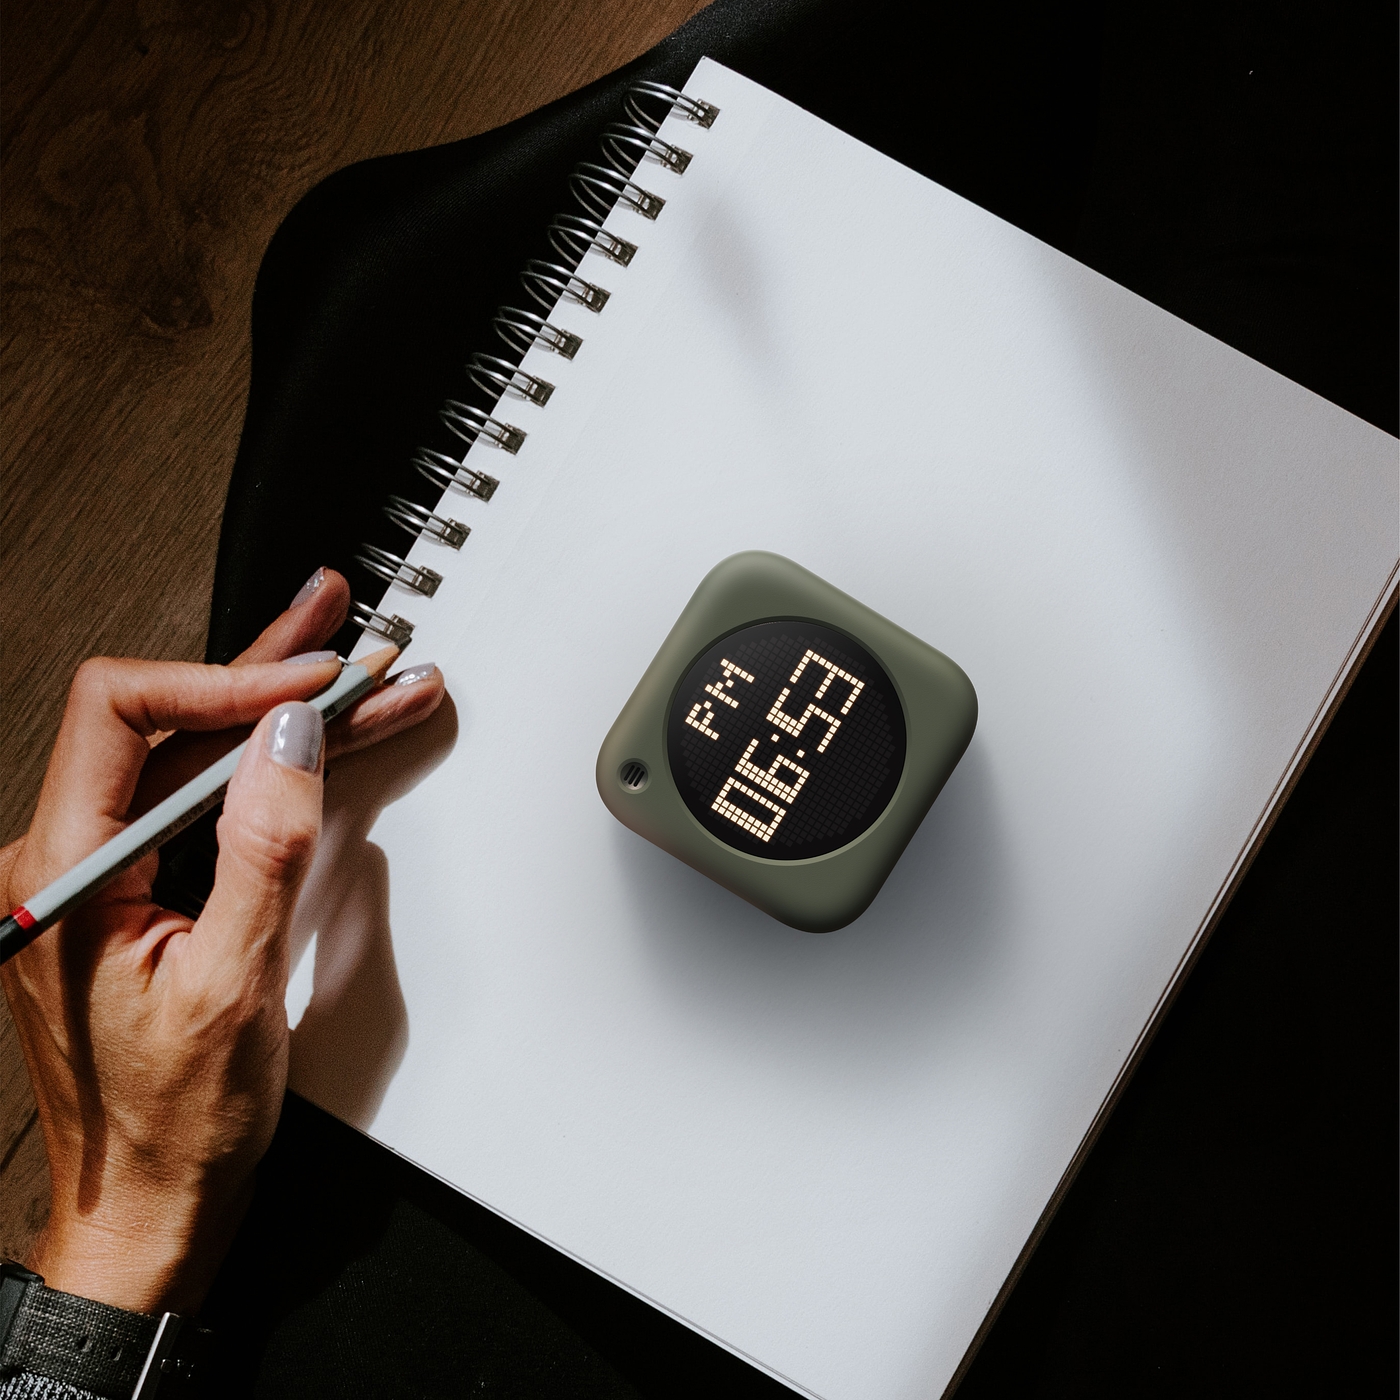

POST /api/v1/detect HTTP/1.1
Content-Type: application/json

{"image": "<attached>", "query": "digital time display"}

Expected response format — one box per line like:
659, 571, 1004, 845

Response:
667, 620, 907, 860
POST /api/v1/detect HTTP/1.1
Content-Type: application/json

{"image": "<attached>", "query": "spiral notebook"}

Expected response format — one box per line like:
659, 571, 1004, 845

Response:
283, 60, 1398, 1400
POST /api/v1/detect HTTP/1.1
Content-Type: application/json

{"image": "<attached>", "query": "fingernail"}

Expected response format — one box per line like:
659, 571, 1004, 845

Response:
283, 650, 337, 666
393, 663, 438, 687
289, 567, 327, 608
267, 703, 323, 772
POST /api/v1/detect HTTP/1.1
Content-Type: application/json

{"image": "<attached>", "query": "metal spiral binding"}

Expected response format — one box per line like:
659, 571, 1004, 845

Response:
441, 400, 527, 454
412, 447, 499, 501
350, 81, 718, 647
468, 353, 555, 406
623, 81, 719, 131
350, 602, 415, 648
384, 495, 469, 548
520, 259, 611, 313
547, 214, 637, 268
600, 122, 692, 175
570, 164, 666, 222
493, 307, 583, 360
354, 544, 443, 597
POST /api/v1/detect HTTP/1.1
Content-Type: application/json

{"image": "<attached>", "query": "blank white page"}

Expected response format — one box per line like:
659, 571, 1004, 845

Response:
291, 59, 1398, 1400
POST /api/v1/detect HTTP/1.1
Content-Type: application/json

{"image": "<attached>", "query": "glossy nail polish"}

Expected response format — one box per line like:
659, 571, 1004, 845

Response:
284, 650, 337, 666
393, 663, 438, 686
267, 703, 324, 772
289, 567, 327, 608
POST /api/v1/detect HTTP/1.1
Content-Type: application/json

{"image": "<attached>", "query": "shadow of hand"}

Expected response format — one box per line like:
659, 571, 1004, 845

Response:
287, 696, 458, 1129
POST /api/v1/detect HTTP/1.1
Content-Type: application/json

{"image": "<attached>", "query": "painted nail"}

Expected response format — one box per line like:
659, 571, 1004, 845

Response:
393, 663, 438, 687
283, 650, 337, 666
266, 703, 323, 772
289, 567, 327, 608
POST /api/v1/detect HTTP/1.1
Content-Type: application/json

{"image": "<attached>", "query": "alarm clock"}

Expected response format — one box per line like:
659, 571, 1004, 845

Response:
597, 552, 977, 931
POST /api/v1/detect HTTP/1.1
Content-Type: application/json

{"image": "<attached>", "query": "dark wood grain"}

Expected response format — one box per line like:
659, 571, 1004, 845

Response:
0, 0, 706, 1261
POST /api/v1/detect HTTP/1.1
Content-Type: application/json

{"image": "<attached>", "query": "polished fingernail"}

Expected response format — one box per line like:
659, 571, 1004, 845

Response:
393, 663, 438, 687
283, 650, 337, 666
289, 567, 327, 608
267, 703, 323, 772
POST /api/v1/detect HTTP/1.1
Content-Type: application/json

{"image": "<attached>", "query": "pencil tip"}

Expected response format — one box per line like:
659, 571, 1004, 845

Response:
361, 645, 401, 682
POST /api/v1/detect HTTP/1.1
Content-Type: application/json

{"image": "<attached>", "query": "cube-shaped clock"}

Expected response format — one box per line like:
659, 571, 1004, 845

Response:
597, 552, 977, 931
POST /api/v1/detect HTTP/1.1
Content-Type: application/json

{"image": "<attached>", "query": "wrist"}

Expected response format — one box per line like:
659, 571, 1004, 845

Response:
31, 1176, 252, 1314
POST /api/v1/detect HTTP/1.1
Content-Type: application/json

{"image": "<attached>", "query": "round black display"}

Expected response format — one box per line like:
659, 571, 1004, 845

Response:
666, 620, 907, 861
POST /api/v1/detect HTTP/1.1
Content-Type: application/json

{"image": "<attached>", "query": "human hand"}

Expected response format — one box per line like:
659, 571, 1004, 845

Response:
0, 568, 443, 1314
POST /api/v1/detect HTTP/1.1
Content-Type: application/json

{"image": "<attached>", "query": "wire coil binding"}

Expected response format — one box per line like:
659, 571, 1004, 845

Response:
623, 81, 719, 131
468, 354, 555, 406
354, 544, 443, 597
493, 307, 583, 360
520, 259, 611, 313
548, 214, 637, 268
441, 401, 527, 454
571, 164, 666, 222
600, 123, 692, 176
350, 80, 718, 646
412, 448, 499, 501
350, 601, 415, 648
384, 495, 469, 548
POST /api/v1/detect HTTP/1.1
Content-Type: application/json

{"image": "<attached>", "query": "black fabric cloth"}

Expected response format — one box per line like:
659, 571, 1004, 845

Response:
179, 0, 1394, 1394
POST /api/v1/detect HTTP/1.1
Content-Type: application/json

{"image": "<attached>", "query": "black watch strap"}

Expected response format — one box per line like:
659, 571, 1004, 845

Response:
0, 1262, 211, 1398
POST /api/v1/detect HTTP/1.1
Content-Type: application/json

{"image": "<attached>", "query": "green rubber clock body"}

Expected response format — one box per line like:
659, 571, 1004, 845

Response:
596, 552, 978, 932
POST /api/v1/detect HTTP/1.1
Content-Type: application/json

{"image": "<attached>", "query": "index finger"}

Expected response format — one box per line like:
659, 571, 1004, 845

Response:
230, 567, 351, 667
16, 656, 343, 902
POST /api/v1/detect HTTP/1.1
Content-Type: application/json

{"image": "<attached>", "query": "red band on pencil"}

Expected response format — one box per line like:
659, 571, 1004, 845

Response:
11, 907, 35, 930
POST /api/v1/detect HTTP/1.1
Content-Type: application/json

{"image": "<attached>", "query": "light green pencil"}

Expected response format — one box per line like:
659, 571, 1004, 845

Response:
0, 646, 399, 964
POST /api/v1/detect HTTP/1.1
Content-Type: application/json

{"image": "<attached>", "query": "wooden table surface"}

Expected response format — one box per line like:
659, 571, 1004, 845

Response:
0, 0, 705, 1262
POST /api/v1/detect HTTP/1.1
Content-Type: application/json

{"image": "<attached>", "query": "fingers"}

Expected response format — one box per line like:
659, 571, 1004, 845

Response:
142, 569, 348, 750
135, 565, 350, 804
133, 657, 445, 818
142, 563, 439, 764
326, 662, 445, 758
197, 702, 325, 969
15, 657, 342, 904
136, 660, 445, 812
231, 568, 351, 667
12, 562, 444, 916
72, 655, 342, 742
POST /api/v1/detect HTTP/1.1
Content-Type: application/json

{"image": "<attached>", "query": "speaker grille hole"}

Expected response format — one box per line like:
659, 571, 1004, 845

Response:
619, 760, 649, 791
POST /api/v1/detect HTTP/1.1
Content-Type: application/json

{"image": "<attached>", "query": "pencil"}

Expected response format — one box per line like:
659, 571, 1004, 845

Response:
0, 645, 399, 965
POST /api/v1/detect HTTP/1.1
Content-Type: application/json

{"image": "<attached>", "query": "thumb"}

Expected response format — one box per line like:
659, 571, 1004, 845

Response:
197, 701, 325, 967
